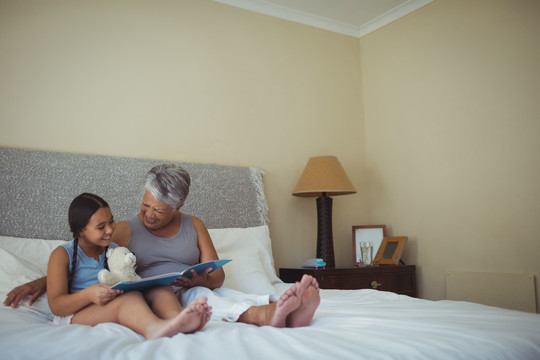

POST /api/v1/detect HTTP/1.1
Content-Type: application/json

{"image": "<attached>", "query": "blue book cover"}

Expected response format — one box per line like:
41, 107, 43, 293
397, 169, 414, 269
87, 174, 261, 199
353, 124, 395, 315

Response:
111, 259, 231, 291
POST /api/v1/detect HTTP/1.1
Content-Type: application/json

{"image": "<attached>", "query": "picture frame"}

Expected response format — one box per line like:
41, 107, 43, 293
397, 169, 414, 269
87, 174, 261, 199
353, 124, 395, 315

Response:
352, 225, 386, 266
373, 236, 407, 265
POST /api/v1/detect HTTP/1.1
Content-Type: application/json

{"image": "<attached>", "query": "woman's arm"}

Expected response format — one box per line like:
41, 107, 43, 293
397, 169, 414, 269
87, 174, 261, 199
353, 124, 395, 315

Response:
3, 277, 47, 308
194, 216, 225, 289
47, 247, 121, 316
172, 216, 225, 290
111, 220, 131, 247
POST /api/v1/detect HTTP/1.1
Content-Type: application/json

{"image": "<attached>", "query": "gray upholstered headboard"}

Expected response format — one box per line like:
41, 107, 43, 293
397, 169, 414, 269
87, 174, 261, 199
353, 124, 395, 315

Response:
0, 147, 268, 240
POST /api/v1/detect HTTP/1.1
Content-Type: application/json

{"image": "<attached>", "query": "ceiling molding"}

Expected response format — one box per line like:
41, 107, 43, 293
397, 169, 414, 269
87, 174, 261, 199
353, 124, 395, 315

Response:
358, 0, 432, 38
213, 0, 433, 38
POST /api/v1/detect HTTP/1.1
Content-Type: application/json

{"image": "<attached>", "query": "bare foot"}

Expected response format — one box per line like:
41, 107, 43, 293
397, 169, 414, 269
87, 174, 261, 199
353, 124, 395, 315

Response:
238, 284, 302, 327
269, 283, 303, 328
287, 275, 320, 327
146, 297, 211, 340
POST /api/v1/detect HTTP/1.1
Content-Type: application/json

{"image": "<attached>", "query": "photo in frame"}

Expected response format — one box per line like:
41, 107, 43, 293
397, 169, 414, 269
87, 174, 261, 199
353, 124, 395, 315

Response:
352, 225, 386, 266
373, 236, 407, 265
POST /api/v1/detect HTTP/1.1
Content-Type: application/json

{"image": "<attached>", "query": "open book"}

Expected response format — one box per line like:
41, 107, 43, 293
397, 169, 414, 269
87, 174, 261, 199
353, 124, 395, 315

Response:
111, 259, 231, 291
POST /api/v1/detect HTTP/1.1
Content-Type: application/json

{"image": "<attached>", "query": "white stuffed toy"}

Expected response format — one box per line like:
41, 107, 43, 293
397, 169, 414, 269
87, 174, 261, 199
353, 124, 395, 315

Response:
98, 246, 141, 285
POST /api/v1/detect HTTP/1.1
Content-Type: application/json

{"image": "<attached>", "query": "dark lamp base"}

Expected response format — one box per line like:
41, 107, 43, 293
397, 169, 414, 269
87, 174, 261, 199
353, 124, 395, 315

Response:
316, 194, 335, 268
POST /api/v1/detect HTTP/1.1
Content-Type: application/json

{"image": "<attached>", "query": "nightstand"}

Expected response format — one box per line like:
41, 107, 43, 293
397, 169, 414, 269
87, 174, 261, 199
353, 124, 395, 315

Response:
279, 265, 416, 297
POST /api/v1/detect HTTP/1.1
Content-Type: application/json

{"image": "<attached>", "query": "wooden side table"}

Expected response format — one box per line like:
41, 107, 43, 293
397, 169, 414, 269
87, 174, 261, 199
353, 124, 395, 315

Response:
279, 265, 416, 297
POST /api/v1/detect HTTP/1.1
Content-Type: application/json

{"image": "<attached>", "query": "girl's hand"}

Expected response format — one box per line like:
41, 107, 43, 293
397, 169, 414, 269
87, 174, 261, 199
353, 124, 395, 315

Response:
171, 268, 212, 288
86, 283, 123, 305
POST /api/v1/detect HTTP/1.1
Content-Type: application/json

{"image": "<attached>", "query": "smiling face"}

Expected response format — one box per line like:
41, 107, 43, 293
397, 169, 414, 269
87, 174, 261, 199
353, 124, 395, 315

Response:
139, 190, 178, 231
78, 207, 116, 247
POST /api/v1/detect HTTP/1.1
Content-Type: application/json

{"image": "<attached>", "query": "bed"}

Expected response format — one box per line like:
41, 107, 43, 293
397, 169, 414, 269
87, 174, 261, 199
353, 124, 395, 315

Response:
1, 147, 540, 360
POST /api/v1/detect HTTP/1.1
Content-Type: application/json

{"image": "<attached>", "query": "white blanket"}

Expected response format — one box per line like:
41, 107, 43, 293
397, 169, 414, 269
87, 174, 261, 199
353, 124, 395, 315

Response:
2, 288, 540, 360
2, 233, 540, 360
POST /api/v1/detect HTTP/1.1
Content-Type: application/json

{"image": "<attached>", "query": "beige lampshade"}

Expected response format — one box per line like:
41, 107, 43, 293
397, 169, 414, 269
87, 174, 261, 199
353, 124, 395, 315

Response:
292, 156, 356, 197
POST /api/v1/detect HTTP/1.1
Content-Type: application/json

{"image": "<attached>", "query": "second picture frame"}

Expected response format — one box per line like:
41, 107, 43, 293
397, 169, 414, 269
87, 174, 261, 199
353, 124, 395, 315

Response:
352, 225, 386, 266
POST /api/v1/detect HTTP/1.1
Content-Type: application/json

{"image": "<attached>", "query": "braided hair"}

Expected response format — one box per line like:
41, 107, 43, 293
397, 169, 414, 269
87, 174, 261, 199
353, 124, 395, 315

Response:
67, 193, 110, 293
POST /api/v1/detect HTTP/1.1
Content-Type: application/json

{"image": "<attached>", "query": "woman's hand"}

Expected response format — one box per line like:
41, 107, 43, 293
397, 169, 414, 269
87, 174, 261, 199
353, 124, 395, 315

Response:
85, 284, 123, 306
3, 277, 47, 308
171, 268, 213, 288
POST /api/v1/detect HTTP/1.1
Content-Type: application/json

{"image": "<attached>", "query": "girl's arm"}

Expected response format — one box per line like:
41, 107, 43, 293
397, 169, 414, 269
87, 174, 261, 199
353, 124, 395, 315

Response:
47, 247, 121, 316
172, 216, 225, 290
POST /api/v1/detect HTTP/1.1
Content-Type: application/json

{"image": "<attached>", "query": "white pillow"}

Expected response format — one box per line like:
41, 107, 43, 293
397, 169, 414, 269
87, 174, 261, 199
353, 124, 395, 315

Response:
0, 236, 65, 272
210, 225, 282, 295
0, 236, 66, 318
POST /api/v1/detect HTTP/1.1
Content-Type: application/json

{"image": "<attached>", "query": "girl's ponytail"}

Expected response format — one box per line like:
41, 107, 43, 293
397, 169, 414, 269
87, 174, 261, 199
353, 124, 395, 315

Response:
67, 236, 79, 294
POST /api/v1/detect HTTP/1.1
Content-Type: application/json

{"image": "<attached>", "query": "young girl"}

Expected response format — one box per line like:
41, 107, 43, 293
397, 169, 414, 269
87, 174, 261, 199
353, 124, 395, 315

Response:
47, 193, 211, 340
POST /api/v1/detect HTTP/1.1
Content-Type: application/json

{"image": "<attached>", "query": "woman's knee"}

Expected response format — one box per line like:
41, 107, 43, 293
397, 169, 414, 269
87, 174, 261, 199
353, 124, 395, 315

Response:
114, 290, 144, 307
181, 286, 213, 305
144, 286, 175, 303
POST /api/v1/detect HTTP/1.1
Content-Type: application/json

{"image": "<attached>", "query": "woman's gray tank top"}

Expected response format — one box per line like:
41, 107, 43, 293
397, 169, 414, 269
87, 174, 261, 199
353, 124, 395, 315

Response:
127, 213, 200, 278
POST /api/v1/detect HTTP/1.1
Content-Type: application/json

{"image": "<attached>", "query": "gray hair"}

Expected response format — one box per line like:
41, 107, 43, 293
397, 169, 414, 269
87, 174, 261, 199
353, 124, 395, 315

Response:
144, 164, 191, 208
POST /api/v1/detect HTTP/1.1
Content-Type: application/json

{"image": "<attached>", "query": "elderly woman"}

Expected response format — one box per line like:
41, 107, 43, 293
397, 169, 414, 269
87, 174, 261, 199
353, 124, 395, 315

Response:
4, 164, 320, 328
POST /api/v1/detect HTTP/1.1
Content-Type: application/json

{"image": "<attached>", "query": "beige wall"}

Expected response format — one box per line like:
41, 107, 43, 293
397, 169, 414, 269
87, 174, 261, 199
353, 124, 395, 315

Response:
2, 0, 539, 311
0, 0, 366, 270
360, 0, 540, 309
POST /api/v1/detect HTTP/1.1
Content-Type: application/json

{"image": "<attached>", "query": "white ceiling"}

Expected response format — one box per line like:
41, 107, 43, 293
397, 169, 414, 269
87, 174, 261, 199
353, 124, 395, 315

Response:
212, 0, 433, 38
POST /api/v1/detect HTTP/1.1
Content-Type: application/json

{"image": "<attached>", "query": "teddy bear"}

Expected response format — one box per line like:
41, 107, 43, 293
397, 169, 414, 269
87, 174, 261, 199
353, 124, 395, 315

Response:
98, 246, 141, 285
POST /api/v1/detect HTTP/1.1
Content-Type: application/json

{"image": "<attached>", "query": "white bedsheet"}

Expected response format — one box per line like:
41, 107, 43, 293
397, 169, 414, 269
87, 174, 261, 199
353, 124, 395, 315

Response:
1, 235, 540, 360
2, 286, 540, 360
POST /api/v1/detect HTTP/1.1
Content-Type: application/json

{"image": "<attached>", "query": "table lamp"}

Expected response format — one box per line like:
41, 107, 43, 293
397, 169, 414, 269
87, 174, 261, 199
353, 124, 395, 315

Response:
292, 156, 356, 268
